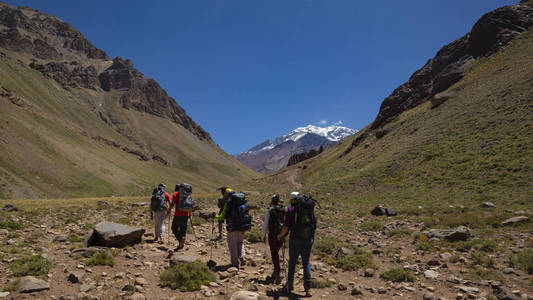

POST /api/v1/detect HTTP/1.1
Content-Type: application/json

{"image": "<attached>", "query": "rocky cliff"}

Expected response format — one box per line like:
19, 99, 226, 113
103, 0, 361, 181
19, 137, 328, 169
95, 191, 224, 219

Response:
371, 2, 533, 130
0, 3, 210, 141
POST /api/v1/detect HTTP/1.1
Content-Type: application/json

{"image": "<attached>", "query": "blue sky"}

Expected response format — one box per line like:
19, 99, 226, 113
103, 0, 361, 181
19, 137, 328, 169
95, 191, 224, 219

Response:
5, 0, 518, 153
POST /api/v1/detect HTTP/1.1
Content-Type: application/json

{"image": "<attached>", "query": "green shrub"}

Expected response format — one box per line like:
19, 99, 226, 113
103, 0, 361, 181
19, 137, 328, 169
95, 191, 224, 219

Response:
471, 252, 496, 268
469, 266, 503, 281
380, 268, 415, 282
82, 223, 95, 230
0, 220, 23, 231
86, 251, 114, 267
413, 233, 434, 251
245, 228, 262, 243
68, 234, 83, 243
10, 255, 53, 277
456, 239, 498, 252
510, 249, 533, 274
1, 279, 19, 292
359, 220, 384, 232
335, 252, 376, 271
310, 278, 332, 289
386, 228, 412, 239
312, 237, 347, 255
160, 260, 216, 291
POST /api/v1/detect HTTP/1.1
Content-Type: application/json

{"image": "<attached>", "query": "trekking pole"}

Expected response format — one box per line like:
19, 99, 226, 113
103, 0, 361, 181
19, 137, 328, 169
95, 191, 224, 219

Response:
189, 215, 198, 241
167, 212, 171, 244
282, 241, 287, 289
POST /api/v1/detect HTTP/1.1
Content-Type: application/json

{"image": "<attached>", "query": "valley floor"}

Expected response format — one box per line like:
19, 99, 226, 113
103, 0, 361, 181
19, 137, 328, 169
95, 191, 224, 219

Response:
0, 197, 532, 299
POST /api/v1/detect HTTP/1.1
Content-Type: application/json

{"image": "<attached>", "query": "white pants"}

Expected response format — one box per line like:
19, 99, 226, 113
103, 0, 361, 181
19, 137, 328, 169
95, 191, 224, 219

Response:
154, 210, 167, 238
227, 230, 245, 266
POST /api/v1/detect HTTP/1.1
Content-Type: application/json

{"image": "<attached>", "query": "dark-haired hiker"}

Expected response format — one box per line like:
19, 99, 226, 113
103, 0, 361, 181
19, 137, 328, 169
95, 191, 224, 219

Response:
170, 184, 191, 250
150, 183, 171, 244
277, 192, 316, 297
261, 194, 286, 284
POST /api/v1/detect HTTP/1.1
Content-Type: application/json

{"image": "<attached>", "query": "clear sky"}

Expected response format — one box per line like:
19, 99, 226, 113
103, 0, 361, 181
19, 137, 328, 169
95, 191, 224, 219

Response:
4, 0, 518, 153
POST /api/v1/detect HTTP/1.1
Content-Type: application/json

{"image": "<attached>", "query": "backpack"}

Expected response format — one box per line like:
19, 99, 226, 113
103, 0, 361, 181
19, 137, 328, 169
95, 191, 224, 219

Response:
293, 195, 317, 240
268, 205, 286, 238
151, 187, 168, 211
176, 183, 194, 211
227, 192, 252, 232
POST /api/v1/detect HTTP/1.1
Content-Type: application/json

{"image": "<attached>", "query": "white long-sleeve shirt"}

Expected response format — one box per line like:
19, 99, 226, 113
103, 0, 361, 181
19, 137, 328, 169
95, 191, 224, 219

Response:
261, 208, 271, 242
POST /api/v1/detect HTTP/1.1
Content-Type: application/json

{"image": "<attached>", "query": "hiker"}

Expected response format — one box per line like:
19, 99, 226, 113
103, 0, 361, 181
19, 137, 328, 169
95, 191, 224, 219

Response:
261, 194, 286, 284
150, 183, 171, 244
216, 191, 258, 268
169, 184, 192, 250
216, 186, 233, 240
277, 192, 317, 297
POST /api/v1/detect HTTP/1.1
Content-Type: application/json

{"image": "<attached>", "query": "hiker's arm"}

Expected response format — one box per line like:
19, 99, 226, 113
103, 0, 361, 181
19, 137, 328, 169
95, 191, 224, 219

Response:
215, 203, 228, 221
277, 226, 289, 241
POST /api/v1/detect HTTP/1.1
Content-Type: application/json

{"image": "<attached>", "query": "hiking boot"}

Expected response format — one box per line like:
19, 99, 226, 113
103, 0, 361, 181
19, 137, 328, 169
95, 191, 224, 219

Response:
239, 257, 246, 266
305, 289, 311, 297
177, 238, 185, 250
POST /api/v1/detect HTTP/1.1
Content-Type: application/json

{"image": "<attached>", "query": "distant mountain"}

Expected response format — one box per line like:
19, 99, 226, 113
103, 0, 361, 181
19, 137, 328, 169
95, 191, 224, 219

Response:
0, 3, 257, 198
235, 125, 357, 173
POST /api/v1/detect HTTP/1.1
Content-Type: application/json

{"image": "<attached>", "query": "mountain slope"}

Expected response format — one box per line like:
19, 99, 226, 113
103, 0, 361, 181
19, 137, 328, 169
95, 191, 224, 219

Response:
243, 3, 533, 214
0, 3, 257, 199
235, 125, 356, 173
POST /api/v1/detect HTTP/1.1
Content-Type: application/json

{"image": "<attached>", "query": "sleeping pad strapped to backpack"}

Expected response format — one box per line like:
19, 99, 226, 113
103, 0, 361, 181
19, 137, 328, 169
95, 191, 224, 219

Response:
294, 195, 317, 240
268, 205, 286, 238
226, 192, 252, 232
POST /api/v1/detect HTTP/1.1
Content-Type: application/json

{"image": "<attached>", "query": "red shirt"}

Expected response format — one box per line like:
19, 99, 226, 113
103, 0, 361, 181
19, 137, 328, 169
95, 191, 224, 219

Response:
172, 191, 191, 217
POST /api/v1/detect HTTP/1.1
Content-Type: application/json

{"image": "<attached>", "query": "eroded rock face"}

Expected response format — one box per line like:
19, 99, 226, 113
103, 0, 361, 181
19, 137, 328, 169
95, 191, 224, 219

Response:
371, 4, 533, 130
86, 222, 145, 248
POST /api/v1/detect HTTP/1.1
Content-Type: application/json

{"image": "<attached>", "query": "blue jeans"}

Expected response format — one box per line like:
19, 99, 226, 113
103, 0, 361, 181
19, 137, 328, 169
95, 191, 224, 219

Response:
287, 238, 313, 291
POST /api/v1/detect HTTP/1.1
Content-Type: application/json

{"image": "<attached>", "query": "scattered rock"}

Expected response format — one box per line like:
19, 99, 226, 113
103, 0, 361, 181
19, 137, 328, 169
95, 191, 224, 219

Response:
424, 270, 439, 279
458, 286, 480, 294
502, 268, 516, 275
134, 277, 147, 286
351, 286, 363, 295
338, 283, 347, 291
426, 226, 470, 241
493, 286, 519, 300
501, 216, 530, 227
0, 229, 8, 236
97, 201, 110, 208
482, 202, 496, 208
0, 292, 9, 298
129, 293, 146, 300
85, 222, 145, 247
169, 254, 198, 266
18, 276, 50, 293
229, 291, 259, 300
79, 283, 93, 293
364, 268, 375, 277
2, 204, 17, 212
423, 293, 436, 300
54, 235, 69, 243
334, 247, 355, 260
70, 247, 111, 258
371, 205, 398, 216
67, 271, 85, 283
440, 252, 452, 260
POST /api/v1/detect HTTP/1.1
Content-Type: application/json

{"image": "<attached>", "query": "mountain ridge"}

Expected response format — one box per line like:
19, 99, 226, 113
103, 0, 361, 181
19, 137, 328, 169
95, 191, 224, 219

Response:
235, 125, 356, 173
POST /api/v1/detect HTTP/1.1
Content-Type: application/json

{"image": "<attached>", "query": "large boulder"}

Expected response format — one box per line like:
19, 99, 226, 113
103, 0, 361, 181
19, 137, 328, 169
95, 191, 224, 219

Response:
86, 222, 145, 248
18, 276, 50, 293
426, 226, 470, 241
371, 205, 397, 217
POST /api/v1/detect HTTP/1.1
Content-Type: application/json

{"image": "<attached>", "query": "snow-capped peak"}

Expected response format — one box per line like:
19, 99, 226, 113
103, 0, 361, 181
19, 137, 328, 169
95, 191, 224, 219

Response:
244, 125, 357, 154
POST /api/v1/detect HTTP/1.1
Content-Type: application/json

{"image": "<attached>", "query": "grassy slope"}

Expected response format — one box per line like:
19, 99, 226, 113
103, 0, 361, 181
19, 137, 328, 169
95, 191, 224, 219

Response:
245, 29, 533, 220
0, 50, 257, 199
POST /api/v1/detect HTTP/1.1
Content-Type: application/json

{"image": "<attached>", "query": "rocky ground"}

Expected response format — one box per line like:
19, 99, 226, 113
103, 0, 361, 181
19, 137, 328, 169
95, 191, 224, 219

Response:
0, 199, 532, 300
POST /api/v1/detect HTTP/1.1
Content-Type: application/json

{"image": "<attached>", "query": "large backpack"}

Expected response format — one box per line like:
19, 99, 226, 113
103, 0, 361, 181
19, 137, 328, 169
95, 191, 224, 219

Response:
151, 186, 168, 211
227, 192, 252, 232
293, 195, 317, 240
268, 205, 286, 238
176, 183, 194, 211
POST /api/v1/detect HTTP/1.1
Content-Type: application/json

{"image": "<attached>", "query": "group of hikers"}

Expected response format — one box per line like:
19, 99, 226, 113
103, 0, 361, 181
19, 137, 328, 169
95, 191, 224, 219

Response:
150, 183, 317, 296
